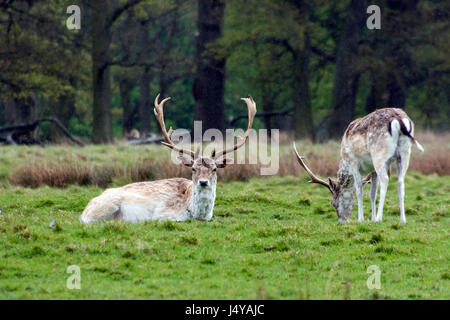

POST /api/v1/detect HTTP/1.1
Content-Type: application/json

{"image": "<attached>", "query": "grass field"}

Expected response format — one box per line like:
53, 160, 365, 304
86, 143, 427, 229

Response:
0, 168, 448, 299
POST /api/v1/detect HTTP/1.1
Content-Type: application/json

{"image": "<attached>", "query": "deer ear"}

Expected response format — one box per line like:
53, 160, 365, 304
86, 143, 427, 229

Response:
216, 158, 233, 168
328, 177, 337, 191
362, 173, 372, 187
362, 179, 371, 187
177, 155, 194, 167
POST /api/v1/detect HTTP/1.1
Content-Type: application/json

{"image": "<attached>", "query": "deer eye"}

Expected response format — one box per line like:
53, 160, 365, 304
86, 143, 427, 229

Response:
213, 168, 217, 172
192, 168, 196, 172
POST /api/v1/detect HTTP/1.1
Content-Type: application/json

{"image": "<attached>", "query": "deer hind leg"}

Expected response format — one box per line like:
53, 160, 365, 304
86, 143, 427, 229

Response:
397, 145, 412, 224
80, 192, 122, 223
373, 163, 389, 223
370, 172, 379, 222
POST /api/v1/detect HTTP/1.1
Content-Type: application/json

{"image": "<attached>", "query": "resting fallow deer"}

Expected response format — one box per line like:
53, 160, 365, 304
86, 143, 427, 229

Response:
293, 108, 424, 224
80, 94, 256, 223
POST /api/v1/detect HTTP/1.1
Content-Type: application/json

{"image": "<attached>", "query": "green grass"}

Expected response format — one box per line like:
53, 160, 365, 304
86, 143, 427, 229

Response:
0, 173, 448, 299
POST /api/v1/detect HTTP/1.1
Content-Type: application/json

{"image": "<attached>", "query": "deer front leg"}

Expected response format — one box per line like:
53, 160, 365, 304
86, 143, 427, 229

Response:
374, 165, 389, 222
370, 172, 378, 222
354, 172, 364, 222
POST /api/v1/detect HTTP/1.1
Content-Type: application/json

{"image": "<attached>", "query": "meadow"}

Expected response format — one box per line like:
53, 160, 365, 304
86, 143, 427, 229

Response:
0, 137, 448, 299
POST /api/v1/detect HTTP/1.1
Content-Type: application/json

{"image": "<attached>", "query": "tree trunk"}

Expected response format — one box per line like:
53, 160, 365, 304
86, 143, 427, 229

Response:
261, 87, 272, 134
49, 92, 76, 141
193, 0, 226, 134
4, 95, 37, 126
119, 77, 134, 135
365, 72, 407, 113
387, 73, 407, 108
91, 0, 113, 144
365, 71, 388, 113
4, 94, 38, 142
293, 31, 314, 141
139, 67, 152, 137
327, 0, 368, 139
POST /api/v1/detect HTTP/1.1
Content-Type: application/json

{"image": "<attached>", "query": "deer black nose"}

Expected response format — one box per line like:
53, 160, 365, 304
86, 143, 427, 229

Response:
199, 180, 209, 187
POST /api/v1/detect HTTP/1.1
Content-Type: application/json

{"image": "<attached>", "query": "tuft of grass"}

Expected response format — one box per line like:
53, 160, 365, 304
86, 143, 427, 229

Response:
201, 256, 217, 265
374, 246, 395, 254
159, 220, 183, 231
370, 233, 383, 244
180, 234, 199, 246
298, 198, 312, 206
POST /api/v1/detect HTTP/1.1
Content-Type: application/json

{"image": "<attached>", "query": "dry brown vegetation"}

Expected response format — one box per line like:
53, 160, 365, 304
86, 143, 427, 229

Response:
408, 131, 450, 176
9, 162, 116, 188
6, 131, 449, 188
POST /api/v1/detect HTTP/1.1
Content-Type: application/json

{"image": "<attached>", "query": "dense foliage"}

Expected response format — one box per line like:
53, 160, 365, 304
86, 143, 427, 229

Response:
0, 0, 448, 143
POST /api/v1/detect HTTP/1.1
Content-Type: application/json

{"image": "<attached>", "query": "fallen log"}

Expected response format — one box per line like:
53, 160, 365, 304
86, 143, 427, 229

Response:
0, 117, 84, 146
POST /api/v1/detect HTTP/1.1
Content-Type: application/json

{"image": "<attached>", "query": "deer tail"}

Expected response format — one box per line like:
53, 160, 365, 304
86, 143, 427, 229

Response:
398, 118, 424, 152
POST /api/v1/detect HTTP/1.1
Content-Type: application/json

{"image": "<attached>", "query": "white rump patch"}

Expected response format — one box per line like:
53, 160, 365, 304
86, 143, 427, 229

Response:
390, 119, 400, 136
401, 118, 411, 133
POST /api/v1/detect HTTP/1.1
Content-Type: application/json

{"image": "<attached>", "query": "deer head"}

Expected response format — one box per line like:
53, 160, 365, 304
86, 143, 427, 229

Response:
154, 94, 256, 190
293, 143, 369, 223
176, 150, 231, 190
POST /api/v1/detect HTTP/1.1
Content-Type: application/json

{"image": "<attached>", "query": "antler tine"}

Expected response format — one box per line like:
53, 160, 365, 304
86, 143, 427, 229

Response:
153, 94, 195, 158
215, 95, 257, 159
293, 142, 332, 193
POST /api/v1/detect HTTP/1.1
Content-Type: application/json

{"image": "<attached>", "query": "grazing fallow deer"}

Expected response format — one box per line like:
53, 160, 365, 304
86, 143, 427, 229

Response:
293, 108, 424, 224
80, 94, 256, 223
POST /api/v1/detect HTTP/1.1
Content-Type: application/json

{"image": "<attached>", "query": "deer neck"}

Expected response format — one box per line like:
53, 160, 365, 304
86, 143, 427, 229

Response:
188, 183, 216, 221
338, 160, 355, 191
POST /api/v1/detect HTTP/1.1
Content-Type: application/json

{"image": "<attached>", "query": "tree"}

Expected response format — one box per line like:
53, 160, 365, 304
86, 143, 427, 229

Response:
1, 0, 448, 143
0, 0, 87, 140
217, 0, 325, 139
115, 10, 140, 136
139, 66, 152, 136
4, 95, 37, 127
89, 0, 144, 144
290, 0, 314, 141
111, 1, 195, 137
327, 0, 368, 139
193, 0, 226, 133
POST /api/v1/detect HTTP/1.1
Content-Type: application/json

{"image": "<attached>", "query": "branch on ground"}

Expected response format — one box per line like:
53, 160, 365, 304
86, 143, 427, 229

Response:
0, 117, 84, 146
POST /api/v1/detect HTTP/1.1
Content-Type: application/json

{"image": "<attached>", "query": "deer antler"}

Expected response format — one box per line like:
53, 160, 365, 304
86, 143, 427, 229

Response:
214, 95, 256, 159
293, 142, 333, 193
154, 94, 195, 158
